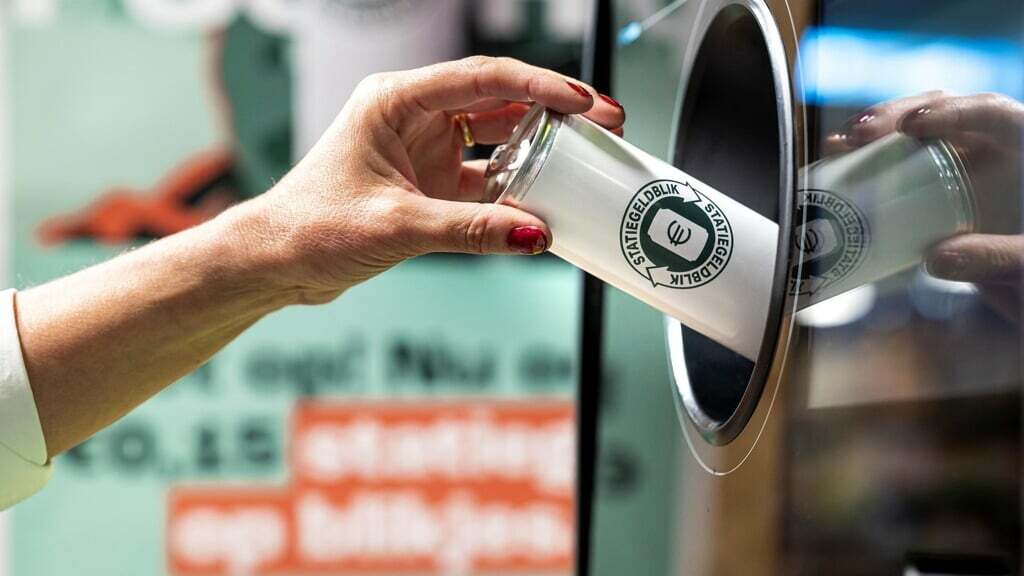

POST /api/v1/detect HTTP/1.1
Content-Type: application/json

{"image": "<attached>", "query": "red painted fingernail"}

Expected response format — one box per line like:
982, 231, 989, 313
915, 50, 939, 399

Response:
566, 82, 591, 99
826, 132, 848, 144
508, 226, 548, 255
839, 112, 880, 144
599, 93, 623, 110
841, 112, 875, 134
899, 107, 932, 134
856, 112, 876, 125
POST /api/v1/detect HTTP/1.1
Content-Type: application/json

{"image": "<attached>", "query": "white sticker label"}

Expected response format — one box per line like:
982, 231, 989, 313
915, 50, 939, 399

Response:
647, 208, 710, 263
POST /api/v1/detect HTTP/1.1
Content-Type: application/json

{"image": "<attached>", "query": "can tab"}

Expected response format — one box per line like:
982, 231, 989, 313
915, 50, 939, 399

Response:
486, 140, 530, 179
483, 103, 561, 203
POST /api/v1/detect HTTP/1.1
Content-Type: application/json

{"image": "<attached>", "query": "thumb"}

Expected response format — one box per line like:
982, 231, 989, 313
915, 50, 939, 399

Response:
926, 233, 1024, 283
409, 197, 551, 256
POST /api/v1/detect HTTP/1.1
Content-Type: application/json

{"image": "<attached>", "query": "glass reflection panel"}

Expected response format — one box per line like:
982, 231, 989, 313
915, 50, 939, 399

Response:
599, 1, 1024, 575
786, 1, 1024, 573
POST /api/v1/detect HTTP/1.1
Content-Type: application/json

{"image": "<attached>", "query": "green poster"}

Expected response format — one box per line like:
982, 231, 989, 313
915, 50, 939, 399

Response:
2, 4, 578, 574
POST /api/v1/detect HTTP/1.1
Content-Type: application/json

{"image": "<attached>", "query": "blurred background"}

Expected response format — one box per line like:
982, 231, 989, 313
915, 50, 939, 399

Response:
0, 1, 610, 575
2, 1, 1024, 575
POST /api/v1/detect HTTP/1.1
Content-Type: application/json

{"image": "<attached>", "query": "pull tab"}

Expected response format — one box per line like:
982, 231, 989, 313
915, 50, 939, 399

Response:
482, 103, 557, 204
486, 143, 514, 178
483, 138, 534, 202
485, 140, 531, 178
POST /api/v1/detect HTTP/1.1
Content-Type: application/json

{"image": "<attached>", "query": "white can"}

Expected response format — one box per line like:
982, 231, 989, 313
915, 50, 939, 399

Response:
791, 133, 976, 306
485, 104, 779, 360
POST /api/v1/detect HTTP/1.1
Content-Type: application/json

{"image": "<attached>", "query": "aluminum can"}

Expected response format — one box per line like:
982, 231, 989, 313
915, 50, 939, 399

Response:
791, 132, 976, 307
485, 104, 779, 360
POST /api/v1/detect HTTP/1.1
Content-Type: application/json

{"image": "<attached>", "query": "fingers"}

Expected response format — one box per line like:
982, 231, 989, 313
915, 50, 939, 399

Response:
821, 130, 862, 156
461, 102, 626, 144
581, 93, 626, 130
391, 56, 624, 128
459, 101, 623, 159
827, 91, 1024, 157
401, 56, 595, 113
457, 159, 489, 201
898, 92, 1024, 145
462, 103, 532, 145
977, 285, 1022, 324
461, 96, 628, 131
407, 196, 551, 256
926, 233, 1024, 283
827, 91, 947, 152
460, 98, 517, 113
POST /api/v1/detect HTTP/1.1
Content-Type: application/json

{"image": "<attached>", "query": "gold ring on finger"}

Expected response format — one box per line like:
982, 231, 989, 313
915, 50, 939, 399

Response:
453, 113, 475, 148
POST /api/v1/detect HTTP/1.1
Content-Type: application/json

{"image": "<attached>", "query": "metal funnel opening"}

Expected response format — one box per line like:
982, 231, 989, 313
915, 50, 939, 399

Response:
668, 0, 793, 445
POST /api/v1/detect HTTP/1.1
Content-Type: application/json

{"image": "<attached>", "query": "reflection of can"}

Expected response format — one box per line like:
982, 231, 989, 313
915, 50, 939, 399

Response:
792, 133, 976, 307
485, 104, 779, 360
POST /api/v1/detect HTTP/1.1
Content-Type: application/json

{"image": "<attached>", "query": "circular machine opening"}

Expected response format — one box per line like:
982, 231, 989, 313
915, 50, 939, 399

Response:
669, 2, 790, 445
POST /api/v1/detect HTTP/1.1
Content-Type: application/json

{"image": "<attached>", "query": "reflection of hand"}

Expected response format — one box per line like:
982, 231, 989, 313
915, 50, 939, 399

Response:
826, 92, 1023, 233
827, 92, 1024, 320
925, 234, 1024, 321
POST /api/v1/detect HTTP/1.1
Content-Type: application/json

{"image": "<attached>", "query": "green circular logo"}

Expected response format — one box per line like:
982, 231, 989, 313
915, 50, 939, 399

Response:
620, 179, 734, 289
789, 189, 870, 296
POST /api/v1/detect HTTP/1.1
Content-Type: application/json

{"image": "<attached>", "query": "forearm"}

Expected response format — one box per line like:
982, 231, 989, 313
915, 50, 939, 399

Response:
5, 56, 623, 461
15, 205, 295, 458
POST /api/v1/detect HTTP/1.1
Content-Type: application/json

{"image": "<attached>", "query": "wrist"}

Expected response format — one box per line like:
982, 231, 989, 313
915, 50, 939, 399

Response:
201, 198, 304, 313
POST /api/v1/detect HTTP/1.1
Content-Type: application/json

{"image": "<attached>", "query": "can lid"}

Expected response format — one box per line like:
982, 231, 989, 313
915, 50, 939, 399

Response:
483, 103, 563, 204
929, 139, 977, 233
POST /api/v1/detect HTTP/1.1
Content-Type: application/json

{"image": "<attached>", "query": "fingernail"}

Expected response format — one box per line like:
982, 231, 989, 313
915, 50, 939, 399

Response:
842, 112, 875, 134
899, 107, 932, 133
599, 93, 624, 110
566, 82, 591, 99
926, 250, 967, 279
508, 226, 548, 255
856, 113, 876, 125
838, 112, 879, 145
826, 131, 849, 144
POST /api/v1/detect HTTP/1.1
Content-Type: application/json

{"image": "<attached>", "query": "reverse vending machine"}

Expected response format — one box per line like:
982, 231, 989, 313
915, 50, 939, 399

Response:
579, 0, 1024, 574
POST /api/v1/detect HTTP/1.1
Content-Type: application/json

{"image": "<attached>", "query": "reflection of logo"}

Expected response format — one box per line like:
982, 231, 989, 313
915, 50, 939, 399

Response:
620, 179, 733, 289
795, 218, 840, 261
790, 189, 870, 296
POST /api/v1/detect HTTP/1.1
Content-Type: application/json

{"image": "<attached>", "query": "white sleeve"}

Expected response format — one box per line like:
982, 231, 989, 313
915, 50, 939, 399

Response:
0, 289, 51, 510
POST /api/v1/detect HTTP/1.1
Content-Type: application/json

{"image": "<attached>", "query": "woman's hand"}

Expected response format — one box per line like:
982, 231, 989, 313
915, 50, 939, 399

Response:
231, 56, 626, 305
825, 92, 1024, 320
16, 58, 625, 457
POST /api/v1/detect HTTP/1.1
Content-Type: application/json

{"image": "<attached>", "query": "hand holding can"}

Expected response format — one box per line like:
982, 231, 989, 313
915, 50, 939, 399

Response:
486, 104, 780, 360
810, 91, 1024, 317
791, 132, 976, 307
